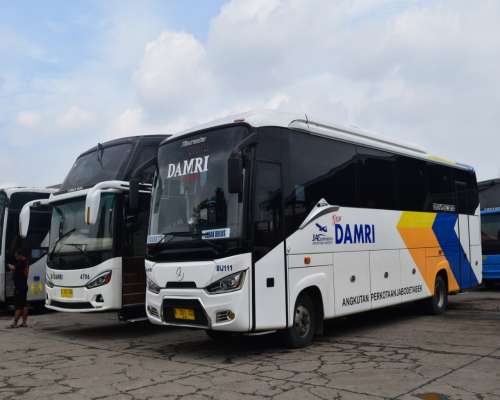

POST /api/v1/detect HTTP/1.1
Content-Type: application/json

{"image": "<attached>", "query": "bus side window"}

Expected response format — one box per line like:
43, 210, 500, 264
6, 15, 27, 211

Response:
254, 161, 282, 259
284, 132, 357, 236
454, 169, 478, 215
396, 156, 428, 212
428, 163, 455, 210
357, 146, 397, 210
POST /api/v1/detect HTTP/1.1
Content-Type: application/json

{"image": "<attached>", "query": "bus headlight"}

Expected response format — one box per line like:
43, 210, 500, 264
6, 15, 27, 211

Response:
147, 278, 162, 294
86, 271, 112, 289
206, 271, 246, 294
46, 275, 54, 288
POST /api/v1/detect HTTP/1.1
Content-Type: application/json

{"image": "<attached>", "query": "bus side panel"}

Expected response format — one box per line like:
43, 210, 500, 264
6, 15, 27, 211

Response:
369, 250, 401, 309
26, 256, 46, 302
287, 253, 334, 323
400, 248, 431, 301
469, 214, 483, 284
333, 251, 371, 317
254, 243, 287, 330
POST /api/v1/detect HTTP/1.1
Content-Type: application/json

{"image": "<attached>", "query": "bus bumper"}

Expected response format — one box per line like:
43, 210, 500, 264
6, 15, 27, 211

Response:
145, 282, 251, 332
45, 276, 121, 312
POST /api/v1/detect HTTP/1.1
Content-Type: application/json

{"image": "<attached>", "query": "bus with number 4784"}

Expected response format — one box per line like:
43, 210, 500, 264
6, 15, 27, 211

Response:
21, 135, 167, 320
142, 111, 482, 347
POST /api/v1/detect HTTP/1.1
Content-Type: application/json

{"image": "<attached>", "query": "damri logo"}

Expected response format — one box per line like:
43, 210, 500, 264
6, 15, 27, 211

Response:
312, 223, 333, 245
167, 156, 209, 179
334, 223, 376, 244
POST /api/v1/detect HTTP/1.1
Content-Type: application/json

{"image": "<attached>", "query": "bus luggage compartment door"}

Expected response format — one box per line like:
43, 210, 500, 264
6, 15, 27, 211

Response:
369, 250, 401, 309
333, 251, 371, 316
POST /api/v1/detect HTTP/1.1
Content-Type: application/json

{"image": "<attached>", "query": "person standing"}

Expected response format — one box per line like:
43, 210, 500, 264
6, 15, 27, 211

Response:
7, 248, 30, 328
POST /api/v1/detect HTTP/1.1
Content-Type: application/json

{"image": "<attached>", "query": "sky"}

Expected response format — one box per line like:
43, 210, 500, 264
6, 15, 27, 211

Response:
1, 0, 499, 187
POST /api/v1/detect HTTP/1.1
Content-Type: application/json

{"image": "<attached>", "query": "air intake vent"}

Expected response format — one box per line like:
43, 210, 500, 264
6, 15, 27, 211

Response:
166, 282, 197, 289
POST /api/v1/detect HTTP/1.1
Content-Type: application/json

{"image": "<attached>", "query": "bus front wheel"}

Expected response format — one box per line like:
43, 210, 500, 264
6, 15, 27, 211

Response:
284, 294, 316, 348
425, 274, 448, 315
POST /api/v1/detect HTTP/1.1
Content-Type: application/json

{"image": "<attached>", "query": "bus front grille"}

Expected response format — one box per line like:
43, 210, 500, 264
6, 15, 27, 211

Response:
50, 301, 94, 310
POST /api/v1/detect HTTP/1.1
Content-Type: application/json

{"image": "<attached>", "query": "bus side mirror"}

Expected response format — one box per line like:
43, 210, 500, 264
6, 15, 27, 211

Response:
228, 156, 243, 194
85, 190, 101, 225
129, 178, 140, 212
19, 203, 31, 238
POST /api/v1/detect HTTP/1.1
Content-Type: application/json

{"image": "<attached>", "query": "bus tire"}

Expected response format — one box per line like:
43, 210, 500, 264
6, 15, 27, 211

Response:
284, 294, 316, 348
425, 274, 448, 315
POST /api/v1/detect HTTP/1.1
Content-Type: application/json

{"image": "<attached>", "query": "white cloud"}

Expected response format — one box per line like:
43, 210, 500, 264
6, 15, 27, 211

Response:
56, 106, 96, 130
134, 31, 215, 119
16, 111, 41, 128
130, 0, 498, 180
3, 0, 500, 185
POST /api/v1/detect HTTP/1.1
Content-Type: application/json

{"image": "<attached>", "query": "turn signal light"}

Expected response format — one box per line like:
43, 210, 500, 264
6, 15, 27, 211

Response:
304, 256, 311, 265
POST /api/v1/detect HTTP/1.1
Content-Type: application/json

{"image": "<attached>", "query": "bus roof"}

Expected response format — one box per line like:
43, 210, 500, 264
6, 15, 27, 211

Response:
161, 110, 473, 171
78, 134, 168, 158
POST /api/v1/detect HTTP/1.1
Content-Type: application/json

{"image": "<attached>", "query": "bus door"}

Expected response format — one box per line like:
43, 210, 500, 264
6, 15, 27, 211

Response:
119, 193, 149, 320
253, 161, 286, 330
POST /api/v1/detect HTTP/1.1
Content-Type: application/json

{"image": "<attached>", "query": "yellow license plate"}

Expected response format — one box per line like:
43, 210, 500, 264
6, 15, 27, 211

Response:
60, 288, 73, 298
174, 308, 195, 321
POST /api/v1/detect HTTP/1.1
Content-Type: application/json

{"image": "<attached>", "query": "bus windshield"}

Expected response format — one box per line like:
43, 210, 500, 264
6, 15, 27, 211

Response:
481, 212, 500, 255
59, 143, 133, 192
148, 126, 247, 259
48, 194, 116, 270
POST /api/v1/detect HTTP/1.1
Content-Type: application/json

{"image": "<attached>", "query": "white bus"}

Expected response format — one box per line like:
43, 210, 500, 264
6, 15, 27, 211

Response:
23, 135, 167, 320
1, 187, 53, 308
145, 111, 482, 347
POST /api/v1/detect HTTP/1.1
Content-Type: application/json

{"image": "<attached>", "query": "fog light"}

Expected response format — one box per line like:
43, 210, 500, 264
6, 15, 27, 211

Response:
216, 310, 235, 322
95, 294, 104, 303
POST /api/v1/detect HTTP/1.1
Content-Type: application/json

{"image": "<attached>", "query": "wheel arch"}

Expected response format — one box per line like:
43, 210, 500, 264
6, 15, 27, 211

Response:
293, 285, 325, 336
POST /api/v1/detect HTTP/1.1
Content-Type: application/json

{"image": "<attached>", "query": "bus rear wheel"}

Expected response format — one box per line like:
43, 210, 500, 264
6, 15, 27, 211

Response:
284, 294, 316, 348
425, 274, 448, 315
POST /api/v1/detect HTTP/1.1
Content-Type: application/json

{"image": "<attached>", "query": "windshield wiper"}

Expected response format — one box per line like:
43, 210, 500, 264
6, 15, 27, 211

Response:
151, 230, 224, 252
151, 231, 196, 251
63, 243, 94, 267
49, 228, 76, 259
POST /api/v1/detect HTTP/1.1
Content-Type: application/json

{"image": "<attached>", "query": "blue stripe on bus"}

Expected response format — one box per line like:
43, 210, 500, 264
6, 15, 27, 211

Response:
432, 213, 478, 289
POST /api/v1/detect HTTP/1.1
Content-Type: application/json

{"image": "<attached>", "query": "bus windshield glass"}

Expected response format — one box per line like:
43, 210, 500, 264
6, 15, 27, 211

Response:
149, 126, 247, 256
48, 194, 116, 270
60, 143, 133, 192
481, 212, 500, 255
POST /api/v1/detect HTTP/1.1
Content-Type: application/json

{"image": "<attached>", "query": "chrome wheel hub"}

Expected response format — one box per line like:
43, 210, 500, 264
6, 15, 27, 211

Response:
294, 305, 311, 337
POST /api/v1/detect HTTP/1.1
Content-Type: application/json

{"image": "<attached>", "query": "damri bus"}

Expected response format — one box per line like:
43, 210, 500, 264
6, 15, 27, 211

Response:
144, 110, 482, 347
1, 187, 53, 308
22, 135, 167, 320
478, 179, 500, 285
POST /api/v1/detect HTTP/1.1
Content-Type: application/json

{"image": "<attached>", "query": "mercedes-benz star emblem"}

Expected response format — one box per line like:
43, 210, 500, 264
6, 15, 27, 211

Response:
175, 267, 184, 281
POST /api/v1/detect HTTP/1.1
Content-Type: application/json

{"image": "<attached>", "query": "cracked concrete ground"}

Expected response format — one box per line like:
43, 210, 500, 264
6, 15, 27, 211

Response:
1, 289, 499, 400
